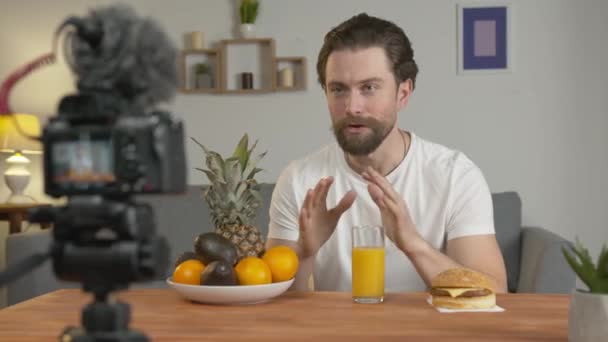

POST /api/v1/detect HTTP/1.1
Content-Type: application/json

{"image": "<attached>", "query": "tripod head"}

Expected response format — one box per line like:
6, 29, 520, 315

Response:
30, 197, 169, 300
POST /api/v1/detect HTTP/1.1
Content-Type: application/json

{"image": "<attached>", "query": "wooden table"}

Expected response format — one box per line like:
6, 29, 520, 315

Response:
0, 289, 569, 341
0, 203, 52, 234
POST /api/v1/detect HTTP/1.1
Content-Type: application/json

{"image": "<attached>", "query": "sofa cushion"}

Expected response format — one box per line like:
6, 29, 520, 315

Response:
5, 230, 80, 306
5, 186, 524, 308
491, 192, 522, 293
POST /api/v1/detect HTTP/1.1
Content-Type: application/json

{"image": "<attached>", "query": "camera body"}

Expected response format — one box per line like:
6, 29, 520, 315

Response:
41, 93, 186, 198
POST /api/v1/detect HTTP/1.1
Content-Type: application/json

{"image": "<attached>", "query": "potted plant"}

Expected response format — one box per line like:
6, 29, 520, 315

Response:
239, 0, 259, 38
562, 240, 608, 341
194, 63, 213, 89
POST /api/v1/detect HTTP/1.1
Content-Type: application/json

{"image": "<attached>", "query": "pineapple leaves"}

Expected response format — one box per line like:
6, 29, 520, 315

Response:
192, 133, 266, 228
192, 137, 226, 183
233, 134, 250, 173
190, 136, 209, 154
244, 151, 267, 179
223, 157, 241, 194
195, 168, 222, 186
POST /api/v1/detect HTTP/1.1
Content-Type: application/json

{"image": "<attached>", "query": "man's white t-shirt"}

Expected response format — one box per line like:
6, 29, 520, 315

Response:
267, 132, 495, 292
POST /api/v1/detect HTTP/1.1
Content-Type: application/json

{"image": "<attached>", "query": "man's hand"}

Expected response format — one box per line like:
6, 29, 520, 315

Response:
298, 177, 356, 259
363, 166, 507, 292
362, 166, 423, 254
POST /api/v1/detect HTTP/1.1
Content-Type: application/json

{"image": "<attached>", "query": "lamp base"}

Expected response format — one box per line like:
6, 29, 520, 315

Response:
6, 194, 36, 204
4, 173, 36, 204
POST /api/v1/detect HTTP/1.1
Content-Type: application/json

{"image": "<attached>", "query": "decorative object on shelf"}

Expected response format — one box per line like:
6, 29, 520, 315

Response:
185, 31, 204, 50
457, 2, 512, 74
239, 0, 260, 38
194, 63, 213, 89
241, 72, 254, 89
279, 67, 294, 88
562, 239, 608, 341
0, 113, 42, 203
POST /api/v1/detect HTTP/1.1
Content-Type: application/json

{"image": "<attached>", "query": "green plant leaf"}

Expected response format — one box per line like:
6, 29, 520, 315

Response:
572, 239, 596, 270
240, 0, 259, 23
598, 244, 608, 278
251, 1, 259, 22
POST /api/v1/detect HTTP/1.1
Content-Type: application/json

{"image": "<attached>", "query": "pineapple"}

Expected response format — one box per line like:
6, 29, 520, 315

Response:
192, 134, 267, 259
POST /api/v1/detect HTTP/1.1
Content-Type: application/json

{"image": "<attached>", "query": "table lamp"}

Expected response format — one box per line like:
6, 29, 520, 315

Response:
0, 113, 42, 203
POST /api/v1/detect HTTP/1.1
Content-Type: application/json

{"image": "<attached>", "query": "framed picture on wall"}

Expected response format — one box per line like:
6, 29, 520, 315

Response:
457, 2, 512, 74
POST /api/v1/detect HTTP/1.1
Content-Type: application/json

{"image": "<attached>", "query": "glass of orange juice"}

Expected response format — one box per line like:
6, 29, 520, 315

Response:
352, 225, 385, 304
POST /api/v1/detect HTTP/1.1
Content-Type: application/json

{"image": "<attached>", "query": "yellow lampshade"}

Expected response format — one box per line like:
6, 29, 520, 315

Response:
0, 113, 42, 154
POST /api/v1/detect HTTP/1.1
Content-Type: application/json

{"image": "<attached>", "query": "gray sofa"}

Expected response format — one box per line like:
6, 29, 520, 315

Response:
3, 185, 576, 307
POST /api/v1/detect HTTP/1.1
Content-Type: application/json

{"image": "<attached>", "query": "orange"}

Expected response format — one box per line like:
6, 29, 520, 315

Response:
235, 256, 272, 285
262, 245, 299, 282
172, 259, 205, 285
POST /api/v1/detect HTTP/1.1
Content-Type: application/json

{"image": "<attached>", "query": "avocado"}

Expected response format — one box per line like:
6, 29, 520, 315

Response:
194, 232, 239, 266
174, 251, 204, 268
200, 260, 238, 286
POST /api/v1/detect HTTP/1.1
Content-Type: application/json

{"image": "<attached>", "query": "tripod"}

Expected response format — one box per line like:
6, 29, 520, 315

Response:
61, 283, 147, 342
29, 198, 169, 342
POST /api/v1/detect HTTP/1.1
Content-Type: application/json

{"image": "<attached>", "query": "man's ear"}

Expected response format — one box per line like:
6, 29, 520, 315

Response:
397, 79, 413, 110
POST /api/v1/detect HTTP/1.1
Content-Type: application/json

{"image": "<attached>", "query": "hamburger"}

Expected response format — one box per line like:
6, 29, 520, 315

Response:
430, 268, 496, 309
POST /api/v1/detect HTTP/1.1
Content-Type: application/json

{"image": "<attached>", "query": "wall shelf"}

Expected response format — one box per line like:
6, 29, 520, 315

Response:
179, 38, 307, 94
179, 49, 220, 93
275, 56, 307, 91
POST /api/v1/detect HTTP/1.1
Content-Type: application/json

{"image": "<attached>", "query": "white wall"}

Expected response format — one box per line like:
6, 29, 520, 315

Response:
1, 0, 607, 260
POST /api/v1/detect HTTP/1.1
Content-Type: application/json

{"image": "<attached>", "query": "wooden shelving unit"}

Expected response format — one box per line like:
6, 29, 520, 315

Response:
220, 38, 276, 93
179, 38, 307, 95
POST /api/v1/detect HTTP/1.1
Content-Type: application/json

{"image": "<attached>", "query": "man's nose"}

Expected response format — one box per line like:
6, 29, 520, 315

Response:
345, 92, 364, 116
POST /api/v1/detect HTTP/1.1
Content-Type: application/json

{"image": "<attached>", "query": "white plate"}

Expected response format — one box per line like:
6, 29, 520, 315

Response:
167, 278, 294, 305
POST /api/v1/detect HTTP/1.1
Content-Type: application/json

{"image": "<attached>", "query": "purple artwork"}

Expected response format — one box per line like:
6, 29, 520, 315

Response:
474, 20, 496, 57
461, 6, 508, 71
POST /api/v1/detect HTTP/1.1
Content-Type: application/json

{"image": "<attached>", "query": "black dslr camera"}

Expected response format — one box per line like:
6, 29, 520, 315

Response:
43, 96, 185, 197
22, 4, 187, 341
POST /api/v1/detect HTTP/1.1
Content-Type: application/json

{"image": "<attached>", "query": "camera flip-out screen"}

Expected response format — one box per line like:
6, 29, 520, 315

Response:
51, 137, 116, 188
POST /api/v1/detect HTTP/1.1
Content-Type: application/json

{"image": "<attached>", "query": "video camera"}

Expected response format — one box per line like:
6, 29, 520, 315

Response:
0, 3, 186, 341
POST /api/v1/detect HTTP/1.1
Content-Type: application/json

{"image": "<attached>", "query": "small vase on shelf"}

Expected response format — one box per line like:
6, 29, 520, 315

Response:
239, 0, 259, 38
240, 24, 255, 38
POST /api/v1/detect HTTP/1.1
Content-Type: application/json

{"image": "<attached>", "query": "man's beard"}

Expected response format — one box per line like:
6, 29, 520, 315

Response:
332, 116, 394, 156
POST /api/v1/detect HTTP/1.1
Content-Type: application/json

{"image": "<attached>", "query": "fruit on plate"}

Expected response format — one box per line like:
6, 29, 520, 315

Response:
173, 259, 205, 285
192, 134, 267, 259
174, 251, 204, 268
262, 245, 299, 282
194, 232, 239, 266
200, 260, 239, 286
235, 256, 272, 285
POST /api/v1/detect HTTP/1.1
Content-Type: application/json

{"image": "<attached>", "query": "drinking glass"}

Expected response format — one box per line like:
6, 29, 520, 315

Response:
351, 225, 385, 304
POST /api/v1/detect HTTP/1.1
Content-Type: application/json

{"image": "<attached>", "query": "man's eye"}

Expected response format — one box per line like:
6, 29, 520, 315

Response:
330, 87, 345, 94
362, 84, 377, 92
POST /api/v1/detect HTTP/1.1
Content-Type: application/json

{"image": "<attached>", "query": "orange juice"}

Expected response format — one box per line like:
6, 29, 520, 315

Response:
352, 247, 385, 298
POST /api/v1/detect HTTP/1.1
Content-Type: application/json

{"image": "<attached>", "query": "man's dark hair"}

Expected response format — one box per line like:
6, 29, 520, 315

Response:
316, 13, 419, 90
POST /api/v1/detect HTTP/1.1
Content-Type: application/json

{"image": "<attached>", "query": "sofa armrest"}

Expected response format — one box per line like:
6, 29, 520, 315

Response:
5, 230, 78, 307
517, 226, 576, 293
